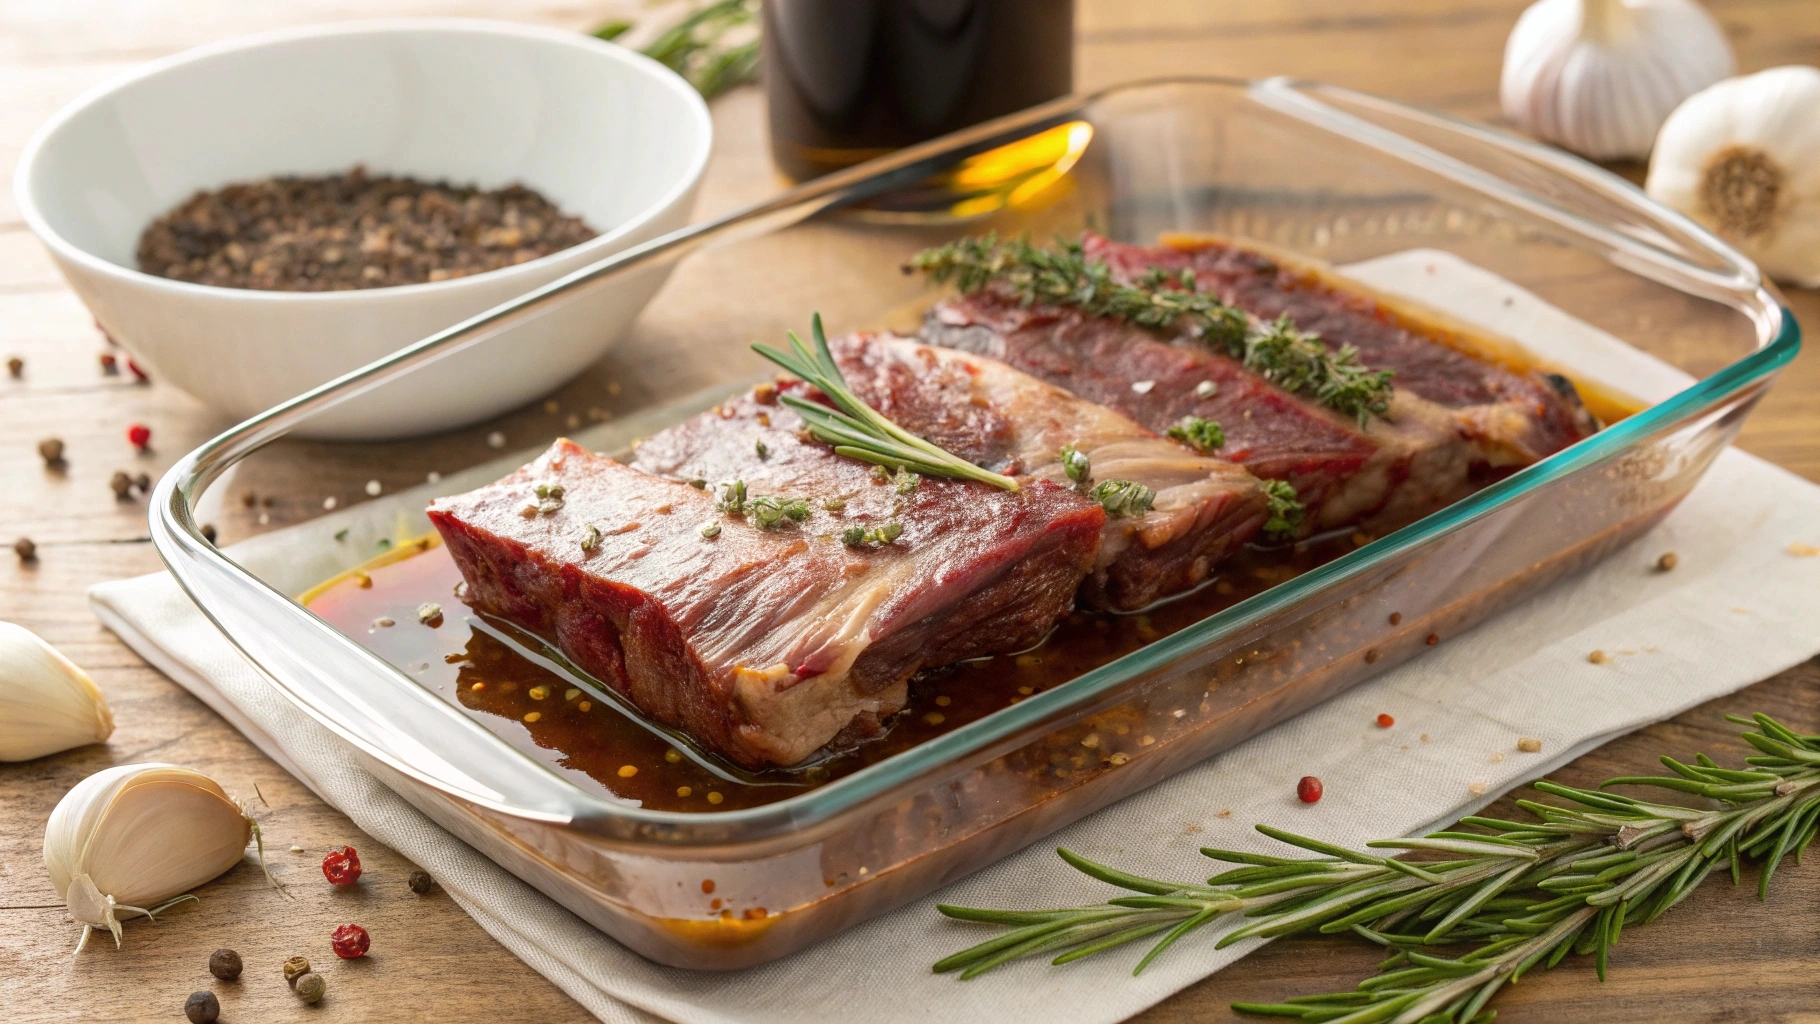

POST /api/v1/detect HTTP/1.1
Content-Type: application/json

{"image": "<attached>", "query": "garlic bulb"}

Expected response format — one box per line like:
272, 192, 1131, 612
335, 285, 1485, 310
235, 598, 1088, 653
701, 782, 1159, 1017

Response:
0, 621, 113, 761
43, 763, 261, 952
1501, 0, 1734, 160
1647, 66, 1820, 287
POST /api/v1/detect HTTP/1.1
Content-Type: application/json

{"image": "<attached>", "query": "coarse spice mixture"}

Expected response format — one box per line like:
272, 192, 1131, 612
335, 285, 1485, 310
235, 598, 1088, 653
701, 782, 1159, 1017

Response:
135, 166, 599, 291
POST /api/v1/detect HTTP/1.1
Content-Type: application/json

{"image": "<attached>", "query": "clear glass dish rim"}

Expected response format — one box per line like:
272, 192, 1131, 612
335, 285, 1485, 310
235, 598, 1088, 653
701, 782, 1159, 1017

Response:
149, 75, 1801, 839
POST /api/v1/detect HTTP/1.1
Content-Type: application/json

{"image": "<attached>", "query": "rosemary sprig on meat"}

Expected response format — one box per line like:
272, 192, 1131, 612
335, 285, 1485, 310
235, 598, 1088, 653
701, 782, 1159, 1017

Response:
908, 235, 1395, 424
934, 712, 1820, 1024
753, 315, 1020, 491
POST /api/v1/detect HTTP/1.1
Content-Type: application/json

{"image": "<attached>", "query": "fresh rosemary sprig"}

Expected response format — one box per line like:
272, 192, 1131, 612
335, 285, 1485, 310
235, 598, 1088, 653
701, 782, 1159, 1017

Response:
1261, 480, 1305, 540
935, 712, 1820, 1024
752, 315, 1020, 492
595, 0, 760, 101
908, 235, 1395, 424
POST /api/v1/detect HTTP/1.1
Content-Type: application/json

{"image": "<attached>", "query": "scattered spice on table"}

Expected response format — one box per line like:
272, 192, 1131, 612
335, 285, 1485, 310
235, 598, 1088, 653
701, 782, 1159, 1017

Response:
1791, 542, 1820, 557
1656, 551, 1678, 571
136, 166, 599, 291
134, 471, 151, 492
408, 869, 433, 895
294, 971, 327, 1004
282, 955, 312, 986
1375, 713, 1394, 728
109, 471, 134, 500
36, 437, 64, 465
330, 922, 370, 959
321, 845, 361, 886
99, 351, 117, 374
13, 537, 35, 562
183, 990, 219, 1024
127, 423, 151, 450
1296, 775, 1323, 803
5, 355, 21, 378
1588, 649, 1611, 664
1517, 736, 1543, 752
208, 948, 242, 981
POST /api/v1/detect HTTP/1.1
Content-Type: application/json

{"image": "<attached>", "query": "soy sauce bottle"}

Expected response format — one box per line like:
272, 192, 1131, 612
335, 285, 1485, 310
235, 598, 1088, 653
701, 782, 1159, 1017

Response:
763, 0, 1076, 182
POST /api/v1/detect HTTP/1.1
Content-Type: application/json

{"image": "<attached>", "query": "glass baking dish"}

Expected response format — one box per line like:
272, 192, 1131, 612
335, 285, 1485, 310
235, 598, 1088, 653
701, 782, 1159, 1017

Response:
150, 77, 1797, 970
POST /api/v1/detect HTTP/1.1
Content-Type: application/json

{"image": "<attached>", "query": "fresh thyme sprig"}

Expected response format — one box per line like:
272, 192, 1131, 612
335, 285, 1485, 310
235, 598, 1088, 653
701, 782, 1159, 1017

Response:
934, 712, 1820, 1024
752, 315, 1020, 492
908, 235, 1395, 424
595, 0, 760, 101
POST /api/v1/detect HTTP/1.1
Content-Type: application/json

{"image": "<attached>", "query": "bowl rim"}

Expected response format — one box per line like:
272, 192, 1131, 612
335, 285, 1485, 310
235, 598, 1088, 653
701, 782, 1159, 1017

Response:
12, 17, 713, 305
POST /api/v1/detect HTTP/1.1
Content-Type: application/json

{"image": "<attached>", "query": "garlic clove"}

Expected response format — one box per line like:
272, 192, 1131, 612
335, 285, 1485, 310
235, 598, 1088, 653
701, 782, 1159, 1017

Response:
1501, 0, 1735, 161
1647, 66, 1820, 287
0, 621, 113, 761
43, 763, 254, 950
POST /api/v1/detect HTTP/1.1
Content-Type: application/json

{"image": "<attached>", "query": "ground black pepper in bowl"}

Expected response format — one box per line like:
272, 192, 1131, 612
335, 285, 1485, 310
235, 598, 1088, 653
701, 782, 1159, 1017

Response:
135, 166, 599, 291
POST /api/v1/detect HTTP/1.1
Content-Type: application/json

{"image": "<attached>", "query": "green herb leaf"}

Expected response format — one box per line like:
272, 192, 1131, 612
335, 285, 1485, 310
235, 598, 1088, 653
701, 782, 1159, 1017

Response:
909, 235, 1394, 424
715, 479, 747, 513
752, 315, 1020, 492
1060, 444, 1091, 488
749, 495, 812, 529
841, 521, 903, 547
1166, 416, 1225, 453
1093, 479, 1154, 518
1261, 480, 1304, 540
602, 0, 761, 101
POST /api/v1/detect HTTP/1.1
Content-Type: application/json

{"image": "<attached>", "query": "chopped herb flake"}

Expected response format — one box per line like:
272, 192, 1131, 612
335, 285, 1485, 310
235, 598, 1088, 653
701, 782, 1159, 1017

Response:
1261, 479, 1305, 539
749, 495, 812, 529
715, 479, 747, 513
1166, 415, 1225, 453
841, 521, 903, 547
700, 521, 722, 539
893, 467, 921, 495
755, 438, 770, 460
1092, 479, 1155, 518
333, 528, 349, 542
580, 523, 602, 552
1059, 443, 1091, 488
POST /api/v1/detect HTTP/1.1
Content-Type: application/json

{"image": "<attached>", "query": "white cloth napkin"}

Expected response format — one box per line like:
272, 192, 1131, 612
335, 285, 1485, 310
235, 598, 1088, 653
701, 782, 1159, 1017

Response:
89, 254, 1820, 1024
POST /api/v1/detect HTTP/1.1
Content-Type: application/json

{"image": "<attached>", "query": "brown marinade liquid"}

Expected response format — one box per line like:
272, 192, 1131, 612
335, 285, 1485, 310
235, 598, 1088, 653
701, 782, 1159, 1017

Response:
306, 529, 1361, 812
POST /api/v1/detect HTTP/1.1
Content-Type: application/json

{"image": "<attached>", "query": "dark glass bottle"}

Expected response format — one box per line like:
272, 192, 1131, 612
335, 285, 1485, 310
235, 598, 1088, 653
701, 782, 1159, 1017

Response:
763, 0, 1076, 182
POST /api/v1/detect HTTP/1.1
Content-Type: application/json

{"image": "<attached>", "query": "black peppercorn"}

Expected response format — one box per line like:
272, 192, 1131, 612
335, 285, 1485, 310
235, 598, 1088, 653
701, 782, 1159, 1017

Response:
184, 990, 220, 1024
208, 948, 242, 981
294, 971, 327, 1004
6, 355, 22, 378
408, 869, 433, 894
37, 437, 64, 465
109, 470, 134, 500
13, 537, 35, 562
134, 471, 151, 492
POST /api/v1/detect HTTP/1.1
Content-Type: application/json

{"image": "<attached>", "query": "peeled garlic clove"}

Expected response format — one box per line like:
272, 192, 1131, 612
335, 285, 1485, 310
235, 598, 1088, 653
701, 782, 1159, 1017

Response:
0, 621, 113, 761
1501, 0, 1735, 161
43, 763, 252, 951
1647, 66, 1820, 288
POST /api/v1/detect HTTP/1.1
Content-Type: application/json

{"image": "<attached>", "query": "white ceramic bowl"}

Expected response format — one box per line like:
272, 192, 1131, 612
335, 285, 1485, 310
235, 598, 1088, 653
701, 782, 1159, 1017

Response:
15, 19, 711, 439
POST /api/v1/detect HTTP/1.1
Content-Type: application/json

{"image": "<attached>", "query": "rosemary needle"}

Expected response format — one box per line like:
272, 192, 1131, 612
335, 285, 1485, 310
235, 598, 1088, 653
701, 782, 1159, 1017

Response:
934, 712, 1820, 1024
752, 315, 1019, 491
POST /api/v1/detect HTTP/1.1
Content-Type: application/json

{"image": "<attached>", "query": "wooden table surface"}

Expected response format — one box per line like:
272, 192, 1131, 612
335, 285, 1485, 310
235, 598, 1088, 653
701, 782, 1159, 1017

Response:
3, 2, 1817, 1022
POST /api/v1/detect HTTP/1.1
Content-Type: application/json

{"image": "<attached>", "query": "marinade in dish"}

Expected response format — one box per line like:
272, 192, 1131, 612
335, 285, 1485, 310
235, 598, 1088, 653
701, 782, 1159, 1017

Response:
304, 528, 1365, 812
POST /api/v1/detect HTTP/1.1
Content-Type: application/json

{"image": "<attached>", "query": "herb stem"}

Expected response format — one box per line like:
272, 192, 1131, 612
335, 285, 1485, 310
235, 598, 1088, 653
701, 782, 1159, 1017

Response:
753, 315, 1019, 491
